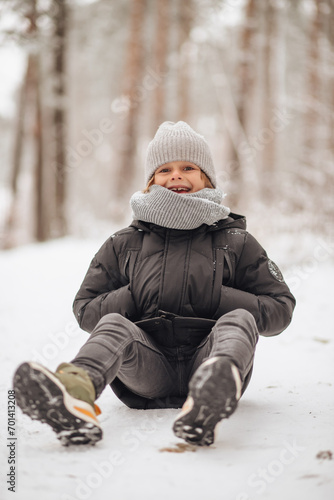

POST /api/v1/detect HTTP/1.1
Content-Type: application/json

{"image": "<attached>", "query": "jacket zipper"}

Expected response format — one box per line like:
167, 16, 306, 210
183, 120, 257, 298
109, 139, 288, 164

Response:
156, 229, 170, 315
179, 235, 192, 316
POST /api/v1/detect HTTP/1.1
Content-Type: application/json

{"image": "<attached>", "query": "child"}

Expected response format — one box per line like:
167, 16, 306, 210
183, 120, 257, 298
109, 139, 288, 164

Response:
13, 121, 296, 447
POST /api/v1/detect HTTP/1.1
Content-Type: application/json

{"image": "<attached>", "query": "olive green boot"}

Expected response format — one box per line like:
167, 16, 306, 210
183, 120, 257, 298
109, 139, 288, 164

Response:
55, 362, 96, 409
13, 361, 102, 446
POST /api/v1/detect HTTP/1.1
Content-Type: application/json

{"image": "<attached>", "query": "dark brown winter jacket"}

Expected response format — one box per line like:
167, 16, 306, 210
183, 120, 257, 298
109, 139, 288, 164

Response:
73, 214, 296, 347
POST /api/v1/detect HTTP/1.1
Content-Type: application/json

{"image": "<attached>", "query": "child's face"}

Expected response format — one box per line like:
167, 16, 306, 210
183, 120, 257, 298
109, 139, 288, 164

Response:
153, 161, 206, 194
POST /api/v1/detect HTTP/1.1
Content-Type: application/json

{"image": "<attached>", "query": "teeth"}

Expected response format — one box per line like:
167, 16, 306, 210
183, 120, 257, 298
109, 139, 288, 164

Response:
171, 188, 189, 191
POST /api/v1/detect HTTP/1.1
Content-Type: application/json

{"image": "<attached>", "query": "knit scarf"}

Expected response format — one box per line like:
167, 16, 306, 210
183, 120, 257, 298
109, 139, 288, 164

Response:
130, 184, 230, 230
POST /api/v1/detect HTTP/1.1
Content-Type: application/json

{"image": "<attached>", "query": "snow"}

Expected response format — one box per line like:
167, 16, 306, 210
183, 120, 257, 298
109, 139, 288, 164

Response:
0, 235, 333, 500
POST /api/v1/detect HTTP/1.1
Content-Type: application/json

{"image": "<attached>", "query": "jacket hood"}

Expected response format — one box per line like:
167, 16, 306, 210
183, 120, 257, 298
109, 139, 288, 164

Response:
130, 212, 246, 234
212, 212, 246, 231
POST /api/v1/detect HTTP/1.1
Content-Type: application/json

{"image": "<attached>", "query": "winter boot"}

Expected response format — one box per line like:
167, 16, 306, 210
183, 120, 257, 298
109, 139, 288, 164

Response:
173, 356, 242, 446
13, 361, 102, 446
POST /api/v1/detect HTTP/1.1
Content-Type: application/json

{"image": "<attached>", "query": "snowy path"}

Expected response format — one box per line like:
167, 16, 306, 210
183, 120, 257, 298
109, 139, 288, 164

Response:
0, 237, 333, 500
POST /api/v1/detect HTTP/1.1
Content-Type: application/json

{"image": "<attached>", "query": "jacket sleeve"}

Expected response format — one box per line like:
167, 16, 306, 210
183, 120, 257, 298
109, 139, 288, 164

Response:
213, 232, 296, 336
73, 238, 138, 333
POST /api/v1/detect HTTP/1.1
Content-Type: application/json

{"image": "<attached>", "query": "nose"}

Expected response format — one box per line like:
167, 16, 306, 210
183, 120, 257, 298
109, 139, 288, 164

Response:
170, 169, 182, 180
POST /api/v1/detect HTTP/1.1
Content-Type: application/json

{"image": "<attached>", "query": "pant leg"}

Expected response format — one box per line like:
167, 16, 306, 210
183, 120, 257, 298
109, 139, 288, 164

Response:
71, 313, 177, 399
189, 309, 259, 392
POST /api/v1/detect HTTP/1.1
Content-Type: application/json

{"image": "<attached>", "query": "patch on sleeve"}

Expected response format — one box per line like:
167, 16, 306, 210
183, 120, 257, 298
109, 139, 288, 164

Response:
268, 259, 285, 282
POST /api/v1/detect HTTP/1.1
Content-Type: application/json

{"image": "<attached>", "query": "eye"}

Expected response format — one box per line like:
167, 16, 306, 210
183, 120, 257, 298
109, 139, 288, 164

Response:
184, 165, 196, 171
157, 167, 170, 173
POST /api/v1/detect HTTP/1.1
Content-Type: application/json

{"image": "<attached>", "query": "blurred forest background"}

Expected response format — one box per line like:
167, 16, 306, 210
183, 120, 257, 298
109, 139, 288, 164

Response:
0, 0, 333, 249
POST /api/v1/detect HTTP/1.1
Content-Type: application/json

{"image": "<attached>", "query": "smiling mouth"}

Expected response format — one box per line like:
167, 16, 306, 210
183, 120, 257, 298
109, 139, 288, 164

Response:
168, 187, 191, 193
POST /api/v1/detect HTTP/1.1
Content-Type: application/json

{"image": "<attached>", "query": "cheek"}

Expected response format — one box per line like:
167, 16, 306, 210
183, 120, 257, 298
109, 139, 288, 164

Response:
153, 176, 165, 186
195, 175, 206, 189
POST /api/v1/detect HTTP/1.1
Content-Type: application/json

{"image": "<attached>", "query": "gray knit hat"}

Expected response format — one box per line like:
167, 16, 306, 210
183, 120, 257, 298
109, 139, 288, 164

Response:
145, 121, 217, 187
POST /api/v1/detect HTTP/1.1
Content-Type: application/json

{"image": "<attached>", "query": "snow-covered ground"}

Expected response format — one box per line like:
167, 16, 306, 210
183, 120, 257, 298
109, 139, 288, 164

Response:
0, 234, 333, 500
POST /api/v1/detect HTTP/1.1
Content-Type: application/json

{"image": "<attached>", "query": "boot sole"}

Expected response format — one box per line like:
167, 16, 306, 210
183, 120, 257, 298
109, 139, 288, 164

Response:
173, 357, 241, 446
13, 362, 102, 446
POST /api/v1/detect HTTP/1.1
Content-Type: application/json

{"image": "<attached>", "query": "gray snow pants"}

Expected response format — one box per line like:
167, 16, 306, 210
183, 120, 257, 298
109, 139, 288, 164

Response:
72, 309, 259, 409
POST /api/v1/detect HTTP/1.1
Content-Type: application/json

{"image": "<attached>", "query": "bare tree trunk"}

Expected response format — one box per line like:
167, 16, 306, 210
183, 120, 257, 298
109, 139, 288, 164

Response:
229, 0, 257, 208
177, 0, 193, 122
274, 0, 288, 195
116, 0, 146, 199
53, 0, 68, 237
3, 0, 49, 246
328, 0, 334, 236
302, 0, 324, 229
305, 0, 322, 154
32, 53, 46, 242
325, 0, 334, 151
261, 1, 277, 200
152, 0, 169, 132
327, 0, 334, 164
2, 58, 30, 249
23, 0, 48, 242
237, 0, 256, 132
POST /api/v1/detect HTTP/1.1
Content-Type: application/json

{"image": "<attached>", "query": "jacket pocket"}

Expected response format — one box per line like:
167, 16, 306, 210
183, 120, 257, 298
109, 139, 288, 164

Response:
211, 247, 233, 314
101, 284, 138, 320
